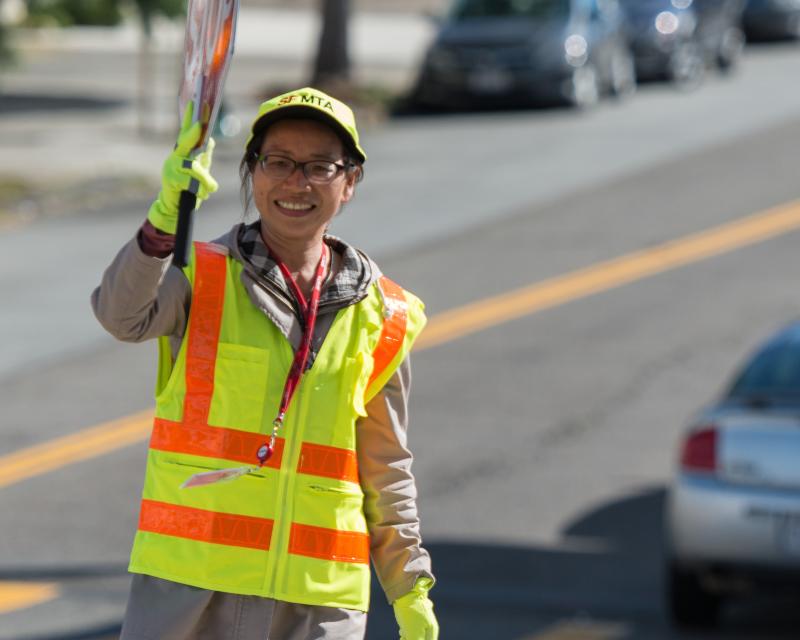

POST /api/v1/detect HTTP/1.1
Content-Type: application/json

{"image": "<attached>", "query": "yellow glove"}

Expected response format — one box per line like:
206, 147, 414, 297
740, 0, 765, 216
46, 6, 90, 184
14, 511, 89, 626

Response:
147, 102, 218, 234
392, 578, 439, 640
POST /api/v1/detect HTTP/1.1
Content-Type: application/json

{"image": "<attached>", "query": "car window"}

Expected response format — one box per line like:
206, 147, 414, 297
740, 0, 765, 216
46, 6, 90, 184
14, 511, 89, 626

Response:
728, 343, 800, 397
450, 0, 571, 19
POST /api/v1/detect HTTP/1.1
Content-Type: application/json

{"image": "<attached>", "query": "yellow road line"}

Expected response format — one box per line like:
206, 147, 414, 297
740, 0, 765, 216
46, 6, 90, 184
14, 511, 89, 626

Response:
0, 581, 60, 615
416, 199, 800, 350
3, 201, 800, 493
0, 409, 152, 489
519, 620, 627, 640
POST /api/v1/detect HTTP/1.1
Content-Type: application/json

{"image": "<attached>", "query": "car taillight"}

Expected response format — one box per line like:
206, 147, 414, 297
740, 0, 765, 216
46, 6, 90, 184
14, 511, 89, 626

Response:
680, 427, 718, 472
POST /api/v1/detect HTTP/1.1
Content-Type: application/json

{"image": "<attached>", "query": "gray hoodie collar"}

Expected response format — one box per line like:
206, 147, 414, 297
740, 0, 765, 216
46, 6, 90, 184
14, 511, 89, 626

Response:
230, 221, 374, 314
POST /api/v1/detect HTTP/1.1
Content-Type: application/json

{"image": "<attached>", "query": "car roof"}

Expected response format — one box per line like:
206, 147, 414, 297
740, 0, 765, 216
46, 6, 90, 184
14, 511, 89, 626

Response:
759, 321, 800, 350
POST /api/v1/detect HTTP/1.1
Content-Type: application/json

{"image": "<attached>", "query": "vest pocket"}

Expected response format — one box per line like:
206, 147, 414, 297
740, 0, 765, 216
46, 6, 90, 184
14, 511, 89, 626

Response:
307, 483, 362, 496
300, 480, 367, 533
165, 459, 269, 479
207, 343, 269, 432
147, 456, 275, 518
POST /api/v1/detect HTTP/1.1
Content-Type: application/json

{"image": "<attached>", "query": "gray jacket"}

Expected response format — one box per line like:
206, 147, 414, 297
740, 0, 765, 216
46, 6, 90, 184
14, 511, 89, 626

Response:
91, 223, 433, 606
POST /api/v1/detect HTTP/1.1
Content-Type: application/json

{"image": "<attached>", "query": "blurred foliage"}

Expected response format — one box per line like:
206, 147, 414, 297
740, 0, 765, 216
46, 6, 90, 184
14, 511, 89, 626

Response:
24, 0, 122, 26
23, 0, 184, 29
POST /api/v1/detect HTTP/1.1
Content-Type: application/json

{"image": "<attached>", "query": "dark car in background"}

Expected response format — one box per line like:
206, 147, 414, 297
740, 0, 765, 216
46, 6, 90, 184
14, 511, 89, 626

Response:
409, 0, 636, 110
619, 0, 745, 86
666, 321, 800, 628
743, 0, 800, 40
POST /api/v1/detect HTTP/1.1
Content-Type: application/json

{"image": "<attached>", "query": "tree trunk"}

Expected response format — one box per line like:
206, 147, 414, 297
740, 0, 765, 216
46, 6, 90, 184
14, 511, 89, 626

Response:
312, 0, 350, 87
0, 0, 11, 66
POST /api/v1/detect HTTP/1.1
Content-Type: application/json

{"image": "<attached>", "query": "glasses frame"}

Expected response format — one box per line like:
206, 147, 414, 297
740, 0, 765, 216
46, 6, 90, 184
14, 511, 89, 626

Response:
255, 153, 351, 185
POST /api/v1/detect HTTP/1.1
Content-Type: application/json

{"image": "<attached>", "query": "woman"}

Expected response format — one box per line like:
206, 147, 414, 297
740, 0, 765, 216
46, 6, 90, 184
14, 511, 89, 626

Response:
92, 87, 439, 640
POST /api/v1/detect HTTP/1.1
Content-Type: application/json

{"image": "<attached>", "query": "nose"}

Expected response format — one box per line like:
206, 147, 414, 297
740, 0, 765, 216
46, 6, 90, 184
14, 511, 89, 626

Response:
284, 164, 311, 189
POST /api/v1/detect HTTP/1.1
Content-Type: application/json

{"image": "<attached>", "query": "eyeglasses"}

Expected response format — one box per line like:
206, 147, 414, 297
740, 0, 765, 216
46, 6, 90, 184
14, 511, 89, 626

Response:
256, 153, 351, 185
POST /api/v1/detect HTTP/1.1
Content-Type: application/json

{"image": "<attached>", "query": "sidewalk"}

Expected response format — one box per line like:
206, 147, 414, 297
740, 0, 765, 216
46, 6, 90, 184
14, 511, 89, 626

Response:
11, 7, 434, 78
0, 6, 435, 228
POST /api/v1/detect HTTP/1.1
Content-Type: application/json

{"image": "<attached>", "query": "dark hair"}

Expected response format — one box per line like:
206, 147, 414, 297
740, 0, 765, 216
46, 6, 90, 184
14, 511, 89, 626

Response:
239, 123, 364, 217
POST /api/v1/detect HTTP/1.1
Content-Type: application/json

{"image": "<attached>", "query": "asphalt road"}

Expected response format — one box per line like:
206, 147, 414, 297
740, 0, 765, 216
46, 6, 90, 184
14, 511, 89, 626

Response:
3, 41, 800, 640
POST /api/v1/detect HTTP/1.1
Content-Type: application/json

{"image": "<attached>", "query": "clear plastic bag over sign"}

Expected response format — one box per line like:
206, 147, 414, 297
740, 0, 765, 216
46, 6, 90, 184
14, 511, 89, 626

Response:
178, 0, 239, 152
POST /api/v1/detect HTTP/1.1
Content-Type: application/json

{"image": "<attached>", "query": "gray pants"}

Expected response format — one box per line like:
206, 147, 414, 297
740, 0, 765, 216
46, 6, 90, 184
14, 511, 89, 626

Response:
120, 575, 367, 640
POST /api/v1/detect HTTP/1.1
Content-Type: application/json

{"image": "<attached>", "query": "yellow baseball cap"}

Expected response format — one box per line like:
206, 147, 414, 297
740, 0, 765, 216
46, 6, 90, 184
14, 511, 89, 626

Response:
246, 87, 366, 163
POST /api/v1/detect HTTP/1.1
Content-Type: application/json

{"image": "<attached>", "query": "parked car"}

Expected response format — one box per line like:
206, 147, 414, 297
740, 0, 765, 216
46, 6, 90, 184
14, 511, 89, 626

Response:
743, 0, 800, 40
694, 0, 747, 68
666, 321, 800, 628
619, 0, 745, 86
409, 0, 636, 110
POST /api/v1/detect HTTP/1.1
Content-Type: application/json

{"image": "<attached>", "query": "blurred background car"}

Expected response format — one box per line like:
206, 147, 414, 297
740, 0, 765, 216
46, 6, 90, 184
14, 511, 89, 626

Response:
408, 0, 636, 110
619, 0, 745, 87
666, 321, 800, 628
694, 0, 747, 67
743, 0, 800, 40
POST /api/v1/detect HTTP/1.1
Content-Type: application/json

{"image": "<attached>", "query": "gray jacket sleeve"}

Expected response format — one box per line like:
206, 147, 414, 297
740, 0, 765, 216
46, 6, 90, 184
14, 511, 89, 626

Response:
90, 235, 190, 342
357, 357, 435, 604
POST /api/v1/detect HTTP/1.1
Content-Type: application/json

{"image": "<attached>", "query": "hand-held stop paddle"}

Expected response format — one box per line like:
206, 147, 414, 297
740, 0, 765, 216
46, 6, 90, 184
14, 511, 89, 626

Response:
173, 0, 238, 267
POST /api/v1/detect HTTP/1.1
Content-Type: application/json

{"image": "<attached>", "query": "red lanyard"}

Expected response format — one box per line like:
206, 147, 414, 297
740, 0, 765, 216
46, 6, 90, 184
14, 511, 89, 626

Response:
257, 243, 330, 466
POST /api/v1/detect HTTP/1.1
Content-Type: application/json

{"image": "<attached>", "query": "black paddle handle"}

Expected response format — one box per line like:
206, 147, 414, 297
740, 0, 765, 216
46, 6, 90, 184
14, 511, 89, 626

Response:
173, 188, 197, 267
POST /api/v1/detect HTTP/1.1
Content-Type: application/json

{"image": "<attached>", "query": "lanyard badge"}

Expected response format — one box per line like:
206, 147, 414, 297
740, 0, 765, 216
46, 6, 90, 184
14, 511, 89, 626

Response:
182, 243, 330, 488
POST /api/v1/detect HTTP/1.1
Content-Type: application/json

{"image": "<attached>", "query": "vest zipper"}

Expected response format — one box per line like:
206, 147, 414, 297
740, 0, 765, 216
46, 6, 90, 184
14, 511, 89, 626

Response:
266, 355, 310, 597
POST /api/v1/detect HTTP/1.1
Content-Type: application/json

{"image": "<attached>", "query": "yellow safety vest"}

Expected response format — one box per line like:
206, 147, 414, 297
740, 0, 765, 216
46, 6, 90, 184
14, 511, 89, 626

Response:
128, 242, 426, 611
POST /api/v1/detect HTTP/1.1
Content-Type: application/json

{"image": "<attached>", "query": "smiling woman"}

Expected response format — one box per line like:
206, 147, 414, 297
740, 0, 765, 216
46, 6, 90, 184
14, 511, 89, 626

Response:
246, 118, 361, 258
90, 87, 438, 640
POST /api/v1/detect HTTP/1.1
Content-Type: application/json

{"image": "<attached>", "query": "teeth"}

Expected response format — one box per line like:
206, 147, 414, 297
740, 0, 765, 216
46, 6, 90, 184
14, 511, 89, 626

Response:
277, 201, 313, 211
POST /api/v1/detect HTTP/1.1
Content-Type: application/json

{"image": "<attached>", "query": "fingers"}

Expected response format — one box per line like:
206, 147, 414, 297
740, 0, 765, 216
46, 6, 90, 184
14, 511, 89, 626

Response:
180, 101, 194, 133
189, 163, 219, 195
167, 110, 217, 199
175, 101, 200, 155
175, 103, 214, 157
175, 120, 202, 156
175, 157, 217, 194
192, 139, 217, 195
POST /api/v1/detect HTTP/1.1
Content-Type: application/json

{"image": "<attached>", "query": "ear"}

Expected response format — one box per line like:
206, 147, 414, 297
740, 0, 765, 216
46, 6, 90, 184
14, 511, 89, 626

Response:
340, 171, 357, 204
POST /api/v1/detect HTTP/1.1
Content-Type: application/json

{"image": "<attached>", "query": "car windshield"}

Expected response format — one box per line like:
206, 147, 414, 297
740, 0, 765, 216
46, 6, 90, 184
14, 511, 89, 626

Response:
451, 0, 570, 19
727, 342, 800, 399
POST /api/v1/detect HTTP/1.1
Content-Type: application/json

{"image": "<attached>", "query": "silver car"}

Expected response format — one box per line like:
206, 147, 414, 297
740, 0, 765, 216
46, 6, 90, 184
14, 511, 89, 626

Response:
666, 322, 800, 628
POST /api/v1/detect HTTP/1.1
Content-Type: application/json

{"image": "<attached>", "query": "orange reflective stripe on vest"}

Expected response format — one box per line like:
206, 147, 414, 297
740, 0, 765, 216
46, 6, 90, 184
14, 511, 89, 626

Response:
289, 523, 370, 564
139, 499, 274, 551
150, 418, 284, 469
139, 499, 368, 564
182, 243, 227, 427
138, 500, 371, 564
297, 442, 359, 484
368, 276, 408, 387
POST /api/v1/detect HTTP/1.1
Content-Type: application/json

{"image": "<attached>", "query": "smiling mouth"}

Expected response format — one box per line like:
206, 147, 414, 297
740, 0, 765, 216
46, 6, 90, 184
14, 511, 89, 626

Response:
276, 200, 315, 213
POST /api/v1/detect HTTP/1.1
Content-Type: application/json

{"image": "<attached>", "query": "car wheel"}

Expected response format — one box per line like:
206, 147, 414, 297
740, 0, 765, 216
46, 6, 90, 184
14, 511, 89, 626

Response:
668, 41, 704, 90
609, 46, 636, 99
667, 562, 721, 628
716, 27, 745, 71
568, 64, 600, 109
